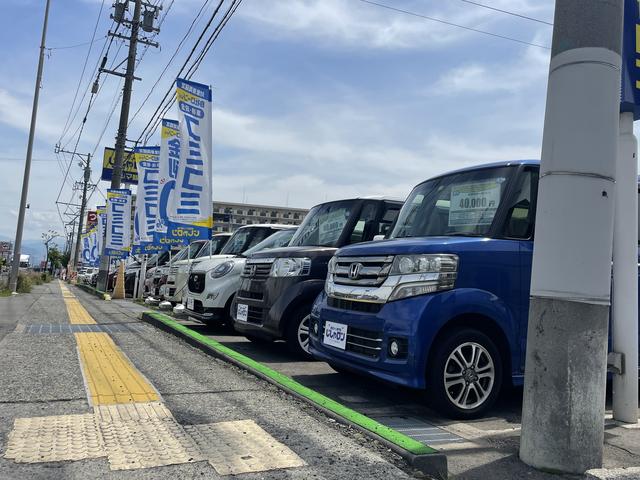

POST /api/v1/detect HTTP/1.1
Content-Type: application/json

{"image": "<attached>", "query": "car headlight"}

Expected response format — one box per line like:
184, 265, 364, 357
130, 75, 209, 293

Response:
270, 257, 311, 277
388, 254, 458, 301
327, 256, 337, 275
209, 261, 234, 279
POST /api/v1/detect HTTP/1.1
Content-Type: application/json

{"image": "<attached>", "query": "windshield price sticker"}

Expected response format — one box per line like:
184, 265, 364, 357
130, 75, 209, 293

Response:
449, 181, 501, 227
323, 321, 348, 350
318, 209, 348, 245
237, 304, 248, 322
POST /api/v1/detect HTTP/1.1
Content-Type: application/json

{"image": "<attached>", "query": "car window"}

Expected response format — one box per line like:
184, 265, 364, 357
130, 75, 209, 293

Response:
502, 169, 537, 239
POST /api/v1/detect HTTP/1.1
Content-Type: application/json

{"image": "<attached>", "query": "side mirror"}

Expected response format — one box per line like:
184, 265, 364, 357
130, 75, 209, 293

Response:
373, 234, 385, 241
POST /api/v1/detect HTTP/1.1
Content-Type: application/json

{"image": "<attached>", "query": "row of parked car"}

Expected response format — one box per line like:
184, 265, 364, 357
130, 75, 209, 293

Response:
130, 159, 640, 419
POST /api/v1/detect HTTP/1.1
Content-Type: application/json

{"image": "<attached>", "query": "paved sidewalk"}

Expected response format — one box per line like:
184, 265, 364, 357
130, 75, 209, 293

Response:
0, 282, 416, 479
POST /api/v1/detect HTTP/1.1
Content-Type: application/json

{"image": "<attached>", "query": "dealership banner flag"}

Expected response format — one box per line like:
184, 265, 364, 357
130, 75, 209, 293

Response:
97, 205, 106, 255
132, 146, 165, 255
105, 188, 132, 257
154, 118, 181, 248
166, 78, 213, 244
81, 228, 99, 267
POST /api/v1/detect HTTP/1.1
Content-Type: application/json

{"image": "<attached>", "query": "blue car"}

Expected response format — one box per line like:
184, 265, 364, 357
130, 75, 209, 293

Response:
309, 160, 639, 419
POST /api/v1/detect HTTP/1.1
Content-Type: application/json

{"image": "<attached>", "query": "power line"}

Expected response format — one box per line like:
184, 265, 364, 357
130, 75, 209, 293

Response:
47, 35, 109, 51
127, 0, 212, 127
139, 0, 242, 144
356, 0, 550, 50
457, 0, 553, 26
136, 0, 227, 143
57, 0, 107, 145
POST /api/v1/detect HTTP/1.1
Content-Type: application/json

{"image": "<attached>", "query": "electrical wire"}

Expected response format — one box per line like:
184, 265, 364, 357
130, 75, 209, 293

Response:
127, 0, 212, 127
356, 0, 550, 50
47, 35, 109, 51
456, 0, 552, 26
141, 0, 242, 142
136, 0, 227, 143
57, 0, 107, 145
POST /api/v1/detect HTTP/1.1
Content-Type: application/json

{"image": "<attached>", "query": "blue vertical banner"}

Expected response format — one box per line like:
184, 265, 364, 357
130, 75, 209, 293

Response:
96, 205, 106, 257
154, 118, 181, 249
166, 78, 213, 243
105, 189, 132, 258
81, 228, 99, 267
621, 0, 640, 119
132, 146, 164, 255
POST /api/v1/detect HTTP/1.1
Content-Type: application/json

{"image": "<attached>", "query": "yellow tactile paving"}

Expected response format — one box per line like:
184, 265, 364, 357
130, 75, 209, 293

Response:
75, 332, 159, 405
65, 298, 97, 324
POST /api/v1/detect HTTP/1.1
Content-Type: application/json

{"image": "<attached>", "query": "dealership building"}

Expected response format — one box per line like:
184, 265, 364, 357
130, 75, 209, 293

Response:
212, 201, 309, 233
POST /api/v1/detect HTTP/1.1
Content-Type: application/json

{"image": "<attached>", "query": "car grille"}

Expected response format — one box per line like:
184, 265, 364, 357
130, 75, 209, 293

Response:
327, 296, 382, 314
169, 266, 178, 276
189, 299, 204, 313
242, 259, 274, 278
237, 289, 263, 301
245, 306, 264, 324
333, 256, 394, 287
188, 272, 206, 293
346, 326, 383, 358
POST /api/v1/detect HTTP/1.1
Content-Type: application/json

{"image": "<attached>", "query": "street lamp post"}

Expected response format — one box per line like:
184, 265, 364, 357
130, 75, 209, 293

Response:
42, 230, 60, 275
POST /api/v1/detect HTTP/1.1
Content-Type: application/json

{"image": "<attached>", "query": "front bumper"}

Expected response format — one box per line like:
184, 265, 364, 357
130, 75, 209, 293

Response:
309, 292, 438, 390
233, 276, 325, 341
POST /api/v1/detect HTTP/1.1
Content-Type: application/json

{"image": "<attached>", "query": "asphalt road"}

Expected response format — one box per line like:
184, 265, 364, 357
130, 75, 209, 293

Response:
0, 283, 418, 480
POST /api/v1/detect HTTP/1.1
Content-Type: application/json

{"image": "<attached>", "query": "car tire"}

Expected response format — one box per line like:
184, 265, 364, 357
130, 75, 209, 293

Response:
427, 328, 503, 419
285, 307, 313, 360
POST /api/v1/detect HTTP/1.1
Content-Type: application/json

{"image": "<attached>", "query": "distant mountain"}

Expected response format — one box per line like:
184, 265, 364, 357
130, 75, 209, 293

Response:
0, 236, 63, 265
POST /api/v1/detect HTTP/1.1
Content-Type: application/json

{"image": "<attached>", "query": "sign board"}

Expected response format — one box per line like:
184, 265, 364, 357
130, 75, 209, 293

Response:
101, 147, 138, 184
86, 211, 97, 229
621, 0, 640, 120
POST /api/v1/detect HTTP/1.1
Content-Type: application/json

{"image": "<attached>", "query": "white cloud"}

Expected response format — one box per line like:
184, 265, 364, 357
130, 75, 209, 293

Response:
238, 0, 554, 50
430, 38, 550, 95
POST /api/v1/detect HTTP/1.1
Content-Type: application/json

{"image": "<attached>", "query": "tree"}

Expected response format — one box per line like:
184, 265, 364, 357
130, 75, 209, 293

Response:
48, 246, 63, 274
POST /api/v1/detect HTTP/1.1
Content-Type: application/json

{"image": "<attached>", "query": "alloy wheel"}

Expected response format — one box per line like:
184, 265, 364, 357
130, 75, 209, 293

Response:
443, 341, 495, 410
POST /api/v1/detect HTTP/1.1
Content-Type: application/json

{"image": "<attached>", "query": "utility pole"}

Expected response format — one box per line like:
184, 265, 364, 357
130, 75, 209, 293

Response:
56, 147, 94, 273
520, 0, 624, 474
73, 156, 92, 271
96, 0, 160, 291
9, 0, 51, 293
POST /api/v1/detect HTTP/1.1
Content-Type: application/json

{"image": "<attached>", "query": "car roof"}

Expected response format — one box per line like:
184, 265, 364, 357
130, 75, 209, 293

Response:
235, 224, 297, 230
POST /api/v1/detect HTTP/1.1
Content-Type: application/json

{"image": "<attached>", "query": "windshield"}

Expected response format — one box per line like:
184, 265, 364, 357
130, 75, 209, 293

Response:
195, 236, 230, 258
390, 166, 514, 238
288, 200, 358, 247
172, 246, 190, 263
244, 229, 296, 256
219, 227, 277, 256
187, 241, 206, 259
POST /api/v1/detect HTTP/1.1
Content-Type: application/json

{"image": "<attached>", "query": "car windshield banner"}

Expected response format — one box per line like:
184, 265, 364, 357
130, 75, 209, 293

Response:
165, 78, 213, 244
132, 146, 165, 255
105, 188, 132, 257
154, 118, 181, 249
81, 228, 99, 267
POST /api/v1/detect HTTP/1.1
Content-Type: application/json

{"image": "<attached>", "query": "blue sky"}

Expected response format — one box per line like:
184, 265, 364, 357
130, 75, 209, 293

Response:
0, 0, 555, 255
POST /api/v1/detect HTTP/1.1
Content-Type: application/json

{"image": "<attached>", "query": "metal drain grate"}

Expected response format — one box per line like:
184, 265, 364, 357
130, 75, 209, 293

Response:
24, 323, 145, 334
372, 415, 464, 445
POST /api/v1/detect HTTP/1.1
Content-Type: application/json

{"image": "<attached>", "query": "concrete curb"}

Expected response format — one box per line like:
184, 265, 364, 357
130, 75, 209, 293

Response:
75, 283, 110, 301
586, 467, 640, 480
141, 311, 448, 479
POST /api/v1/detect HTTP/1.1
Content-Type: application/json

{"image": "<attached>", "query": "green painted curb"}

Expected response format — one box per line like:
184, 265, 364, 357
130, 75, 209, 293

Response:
144, 310, 437, 456
75, 283, 110, 300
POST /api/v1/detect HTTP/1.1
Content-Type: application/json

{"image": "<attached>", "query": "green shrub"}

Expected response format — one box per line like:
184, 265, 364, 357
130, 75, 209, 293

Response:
16, 273, 32, 293
40, 272, 52, 283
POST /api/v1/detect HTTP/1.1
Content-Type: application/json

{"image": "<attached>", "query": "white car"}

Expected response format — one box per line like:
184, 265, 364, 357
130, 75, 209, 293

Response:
164, 233, 231, 303
183, 225, 296, 325
155, 241, 207, 299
